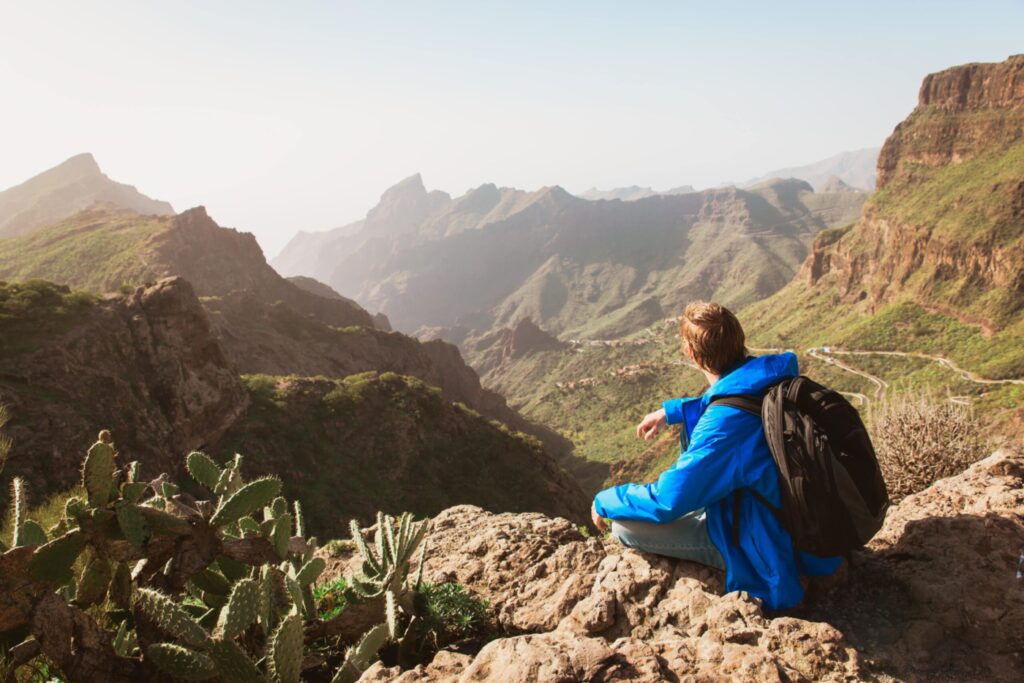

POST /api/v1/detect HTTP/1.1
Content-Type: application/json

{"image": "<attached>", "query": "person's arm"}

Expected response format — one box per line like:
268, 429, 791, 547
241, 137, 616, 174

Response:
593, 407, 750, 523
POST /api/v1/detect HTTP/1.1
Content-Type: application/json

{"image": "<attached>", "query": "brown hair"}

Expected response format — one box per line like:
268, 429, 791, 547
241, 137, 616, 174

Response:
679, 301, 747, 375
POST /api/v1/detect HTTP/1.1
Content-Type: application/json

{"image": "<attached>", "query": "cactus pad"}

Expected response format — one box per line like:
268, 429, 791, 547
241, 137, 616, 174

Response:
210, 477, 282, 528
116, 503, 151, 548
18, 519, 48, 547
135, 588, 211, 648
82, 440, 117, 507
186, 451, 223, 491
269, 612, 304, 683
146, 642, 216, 681
28, 530, 86, 584
208, 638, 264, 683
76, 554, 112, 607
295, 557, 325, 587
272, 512, 292, 560
216, 577, 261, 640
110, 561, 132, 608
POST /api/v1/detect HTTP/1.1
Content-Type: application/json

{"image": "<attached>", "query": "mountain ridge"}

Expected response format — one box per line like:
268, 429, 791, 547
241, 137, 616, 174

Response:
0, 153, 174, 239
274, 175, 866, 341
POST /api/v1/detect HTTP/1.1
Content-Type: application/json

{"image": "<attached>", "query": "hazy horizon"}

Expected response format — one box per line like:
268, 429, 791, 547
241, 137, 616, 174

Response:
2, 1, 1022, 256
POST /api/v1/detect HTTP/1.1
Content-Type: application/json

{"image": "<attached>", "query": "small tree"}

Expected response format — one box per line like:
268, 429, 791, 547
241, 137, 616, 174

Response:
869, 392, 988, 501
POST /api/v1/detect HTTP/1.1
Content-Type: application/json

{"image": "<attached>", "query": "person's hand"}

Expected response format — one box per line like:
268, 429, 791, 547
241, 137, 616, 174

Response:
636, 408, 667, 441
591, 503, 609, 533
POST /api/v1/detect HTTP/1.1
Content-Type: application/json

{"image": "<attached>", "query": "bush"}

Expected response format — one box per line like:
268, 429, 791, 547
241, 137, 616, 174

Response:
414, 582, 491, 653
869, 392, 989, 501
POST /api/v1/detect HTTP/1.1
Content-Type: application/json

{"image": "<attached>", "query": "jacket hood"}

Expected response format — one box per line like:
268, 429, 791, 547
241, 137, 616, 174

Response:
702, 352, 798, 405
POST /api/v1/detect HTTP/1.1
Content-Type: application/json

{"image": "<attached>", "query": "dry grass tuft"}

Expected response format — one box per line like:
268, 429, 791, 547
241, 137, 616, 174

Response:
869, 392, 989, 502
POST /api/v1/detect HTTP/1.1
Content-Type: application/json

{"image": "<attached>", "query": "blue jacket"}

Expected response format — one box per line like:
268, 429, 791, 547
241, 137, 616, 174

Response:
593, 352, 841, 610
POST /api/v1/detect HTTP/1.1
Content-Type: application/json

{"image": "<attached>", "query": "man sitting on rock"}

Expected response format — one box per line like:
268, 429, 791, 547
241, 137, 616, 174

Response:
591, 301, 842, 610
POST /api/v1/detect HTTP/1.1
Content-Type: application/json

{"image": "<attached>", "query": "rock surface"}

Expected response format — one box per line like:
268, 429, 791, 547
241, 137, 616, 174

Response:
339, 448, 1023, 682
0, 277, 248, 496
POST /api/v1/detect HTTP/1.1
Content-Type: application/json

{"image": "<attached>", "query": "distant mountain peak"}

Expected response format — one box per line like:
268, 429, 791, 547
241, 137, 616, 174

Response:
58, 152, 102, 175
0, 153, 174, 239
818, 176, 862, 193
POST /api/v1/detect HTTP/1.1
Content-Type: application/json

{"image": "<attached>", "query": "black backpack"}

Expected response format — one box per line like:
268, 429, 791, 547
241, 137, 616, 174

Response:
711, 375, 890, 557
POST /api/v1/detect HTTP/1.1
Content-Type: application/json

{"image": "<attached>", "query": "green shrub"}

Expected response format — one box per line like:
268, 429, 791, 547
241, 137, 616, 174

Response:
314, 577, 349, 621
415, 582, 492, 652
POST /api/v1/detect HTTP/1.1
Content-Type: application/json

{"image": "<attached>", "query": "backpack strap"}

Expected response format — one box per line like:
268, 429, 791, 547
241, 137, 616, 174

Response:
709, 394, 763, 416
709, 394, 784, 546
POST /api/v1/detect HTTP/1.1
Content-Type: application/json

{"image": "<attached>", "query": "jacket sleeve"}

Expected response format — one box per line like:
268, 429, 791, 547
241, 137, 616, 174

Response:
593, 406, 748, 522
662, 397, 704, 440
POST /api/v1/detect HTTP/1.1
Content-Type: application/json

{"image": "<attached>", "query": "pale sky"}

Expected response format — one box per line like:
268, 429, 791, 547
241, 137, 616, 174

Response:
1, 1, 1022, 256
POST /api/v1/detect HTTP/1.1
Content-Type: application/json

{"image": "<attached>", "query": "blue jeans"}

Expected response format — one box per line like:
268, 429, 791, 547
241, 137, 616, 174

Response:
611, 507, 726, 571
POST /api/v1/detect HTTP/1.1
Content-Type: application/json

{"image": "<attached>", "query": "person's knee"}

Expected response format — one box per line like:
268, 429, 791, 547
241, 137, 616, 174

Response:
609, 521, 632, 546
610, 521, 647, 549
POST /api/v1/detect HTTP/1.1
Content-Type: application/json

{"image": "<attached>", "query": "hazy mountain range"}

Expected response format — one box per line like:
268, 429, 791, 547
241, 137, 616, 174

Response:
739, 147, 880, 192
272, 173, 866, 341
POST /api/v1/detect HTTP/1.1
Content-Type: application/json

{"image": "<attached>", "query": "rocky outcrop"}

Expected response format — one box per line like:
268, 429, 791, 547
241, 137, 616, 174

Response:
817, 176, 863, 194
152, 207, 375, 329
0, 153, 173, 239
334, 448, 1023, 682
0, 277, 247, 497
877, 55, 1024, 188
468, 319, 567, 376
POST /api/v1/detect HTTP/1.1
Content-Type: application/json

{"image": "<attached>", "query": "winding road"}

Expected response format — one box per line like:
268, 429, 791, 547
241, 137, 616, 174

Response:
555, 326, 1023, 406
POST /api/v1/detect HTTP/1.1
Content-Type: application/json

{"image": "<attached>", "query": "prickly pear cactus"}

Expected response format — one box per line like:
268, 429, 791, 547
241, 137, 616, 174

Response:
0, 432, 413, 683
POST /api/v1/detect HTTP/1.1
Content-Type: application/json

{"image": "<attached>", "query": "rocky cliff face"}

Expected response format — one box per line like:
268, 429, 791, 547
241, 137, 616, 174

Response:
876, 55, 1024, 188
329, 448, 1023, 682
0, 277, 247, 497
0, 278, 587, 532
0, 153, 173, 239
0, 205, 544, 440
803, 55, 1024, 331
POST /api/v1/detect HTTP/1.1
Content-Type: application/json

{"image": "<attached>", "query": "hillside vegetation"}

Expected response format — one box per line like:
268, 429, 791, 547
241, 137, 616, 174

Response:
218, 371, 586, 537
